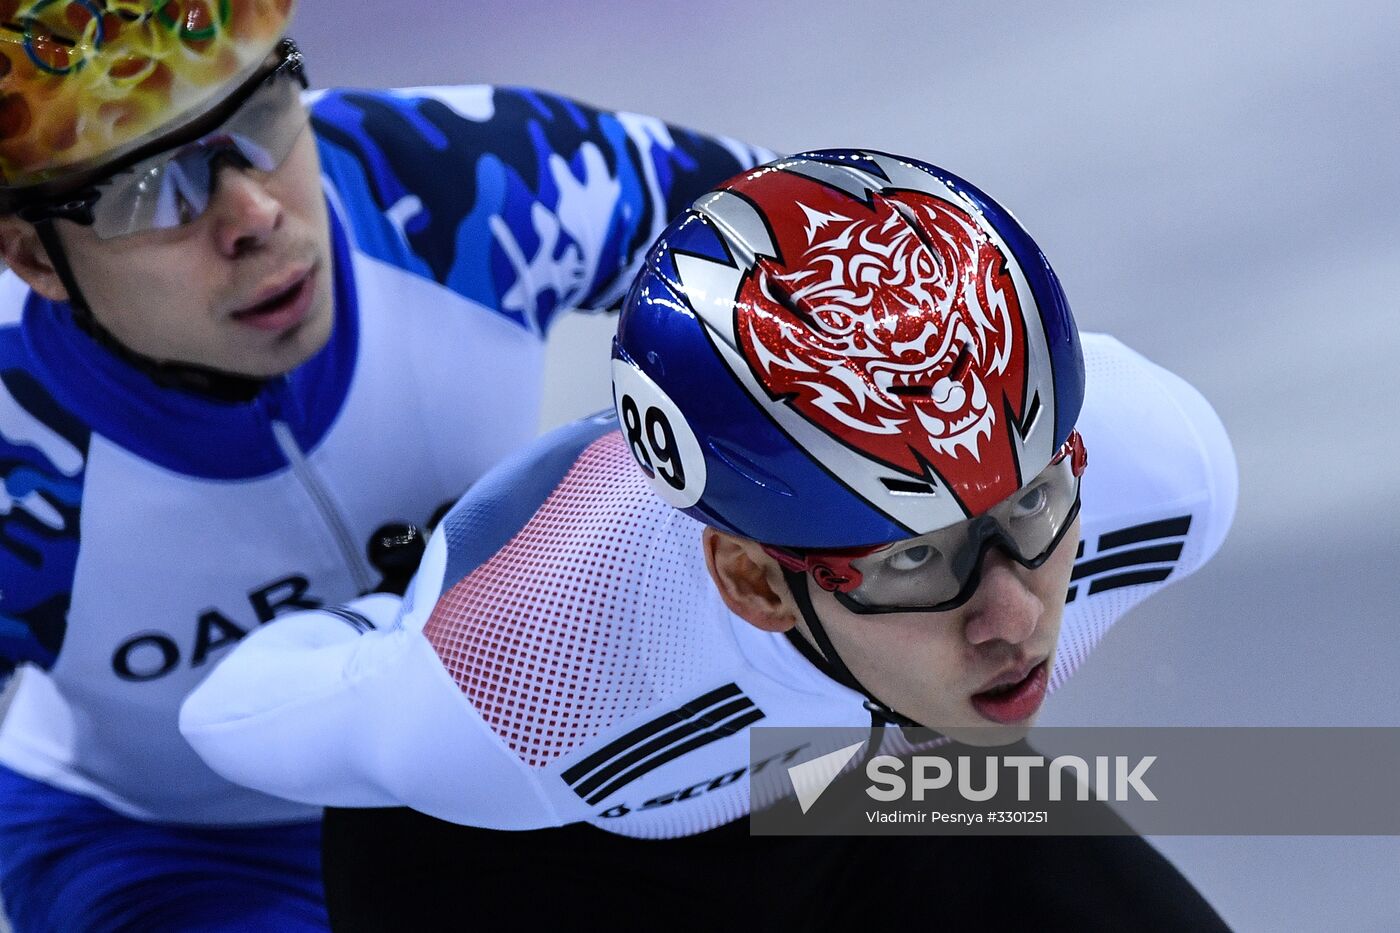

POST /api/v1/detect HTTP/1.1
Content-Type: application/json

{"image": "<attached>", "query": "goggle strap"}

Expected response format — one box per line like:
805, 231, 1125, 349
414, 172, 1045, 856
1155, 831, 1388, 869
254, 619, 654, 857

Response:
32, 217, 265, 402
781, 568, 868, 696
780, 568, 920, 728
32, 219, 92, 320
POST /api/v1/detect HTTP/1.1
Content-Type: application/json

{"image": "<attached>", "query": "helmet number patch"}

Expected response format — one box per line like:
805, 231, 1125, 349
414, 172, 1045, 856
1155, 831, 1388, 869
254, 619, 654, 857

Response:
621, 394, 684, 490
612, 360, 706, 509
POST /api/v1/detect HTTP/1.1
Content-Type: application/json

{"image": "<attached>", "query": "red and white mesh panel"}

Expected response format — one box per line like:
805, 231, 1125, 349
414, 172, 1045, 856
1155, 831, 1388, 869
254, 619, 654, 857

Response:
423, 432, 722, 769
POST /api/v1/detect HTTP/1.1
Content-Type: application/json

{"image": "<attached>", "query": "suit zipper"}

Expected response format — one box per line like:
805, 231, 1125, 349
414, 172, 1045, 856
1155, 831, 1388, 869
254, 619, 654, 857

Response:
270, 420, 376, 594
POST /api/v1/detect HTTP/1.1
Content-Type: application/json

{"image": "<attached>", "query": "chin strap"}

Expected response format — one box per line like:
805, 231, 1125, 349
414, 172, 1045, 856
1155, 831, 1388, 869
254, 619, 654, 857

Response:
780, 567, 922, 729
32, 219, 267, 403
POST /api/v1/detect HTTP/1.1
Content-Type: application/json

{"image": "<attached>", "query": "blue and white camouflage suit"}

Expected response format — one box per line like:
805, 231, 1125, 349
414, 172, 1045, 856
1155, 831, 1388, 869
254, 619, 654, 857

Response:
0, 84, 770, 931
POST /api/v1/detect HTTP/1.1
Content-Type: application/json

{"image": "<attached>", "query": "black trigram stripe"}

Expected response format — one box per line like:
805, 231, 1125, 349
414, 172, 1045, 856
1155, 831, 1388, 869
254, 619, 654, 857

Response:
562, 684, 763, 802
1070, 542, 1184, 582
1098, 515, 1192, 552
1067, 514, 1192, 603
1088, 567, 1174, 595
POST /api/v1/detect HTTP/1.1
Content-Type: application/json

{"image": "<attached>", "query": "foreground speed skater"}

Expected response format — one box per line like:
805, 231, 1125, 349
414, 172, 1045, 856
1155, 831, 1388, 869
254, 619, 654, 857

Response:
183, 150, 1238, 928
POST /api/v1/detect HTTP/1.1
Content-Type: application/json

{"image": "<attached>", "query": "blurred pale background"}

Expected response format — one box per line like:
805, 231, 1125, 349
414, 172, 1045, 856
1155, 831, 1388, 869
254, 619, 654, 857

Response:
5, 1, 1397, 929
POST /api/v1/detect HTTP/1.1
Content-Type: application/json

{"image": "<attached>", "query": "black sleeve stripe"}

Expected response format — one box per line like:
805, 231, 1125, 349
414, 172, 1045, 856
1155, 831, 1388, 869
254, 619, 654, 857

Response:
562, 684, 744, 786
583, 708, 766, 806
570, 697, 757, 799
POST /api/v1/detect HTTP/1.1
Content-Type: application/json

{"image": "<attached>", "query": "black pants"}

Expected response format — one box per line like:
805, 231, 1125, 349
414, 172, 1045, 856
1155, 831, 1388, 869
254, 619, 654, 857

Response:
321, 806, 1229, 932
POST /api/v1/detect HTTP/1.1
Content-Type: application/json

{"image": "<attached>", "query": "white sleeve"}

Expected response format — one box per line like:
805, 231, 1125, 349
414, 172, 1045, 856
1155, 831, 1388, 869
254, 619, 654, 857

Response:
1079, 333, 1238, 569
1052, 333, 1239, 685
179, 594, 406, 808
178, 563, 566, 828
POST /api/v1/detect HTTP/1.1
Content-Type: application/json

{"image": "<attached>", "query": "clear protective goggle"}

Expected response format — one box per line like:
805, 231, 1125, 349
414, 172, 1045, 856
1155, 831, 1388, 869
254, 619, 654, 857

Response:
23, 39, 309, 240
765, 430, 1087, 614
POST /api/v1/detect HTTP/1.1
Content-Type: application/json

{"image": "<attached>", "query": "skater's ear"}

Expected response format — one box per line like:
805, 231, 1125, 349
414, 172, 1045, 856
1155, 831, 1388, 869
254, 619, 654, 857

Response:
703, 529, 799, 633
0, 217, 69, 301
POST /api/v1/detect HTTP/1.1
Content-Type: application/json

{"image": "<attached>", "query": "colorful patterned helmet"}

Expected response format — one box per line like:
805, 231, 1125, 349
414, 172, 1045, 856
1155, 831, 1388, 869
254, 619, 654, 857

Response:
0, 0, 294, 206
612, 149, 1084, 549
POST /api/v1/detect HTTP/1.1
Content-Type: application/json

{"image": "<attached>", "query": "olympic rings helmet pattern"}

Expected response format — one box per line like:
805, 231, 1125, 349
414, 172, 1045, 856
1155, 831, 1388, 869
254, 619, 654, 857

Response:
0, 0, 293, 192
613, 150, 1085, 549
